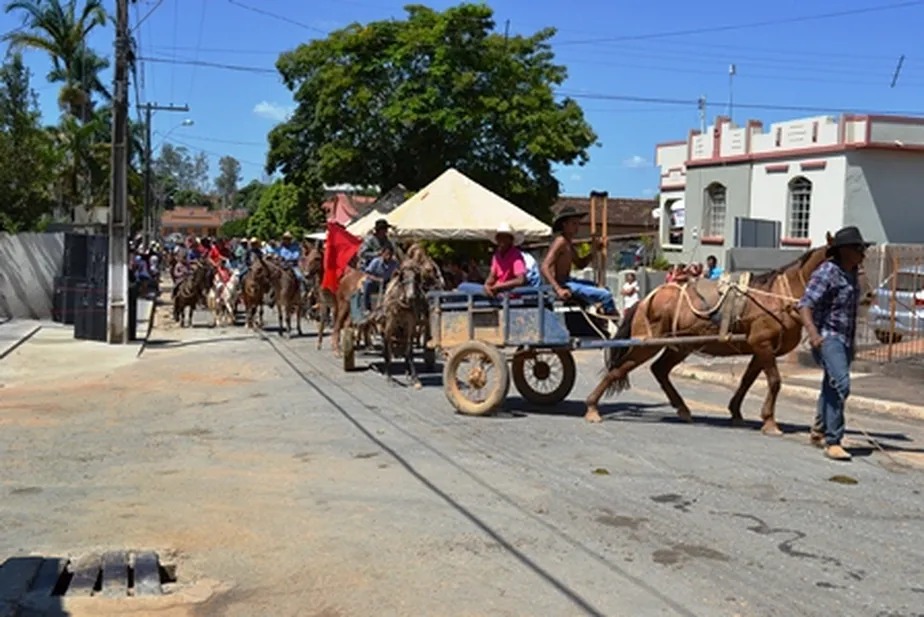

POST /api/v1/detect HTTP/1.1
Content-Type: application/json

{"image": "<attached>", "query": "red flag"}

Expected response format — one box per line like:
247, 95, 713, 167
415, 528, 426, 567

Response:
322, 221, 362, 293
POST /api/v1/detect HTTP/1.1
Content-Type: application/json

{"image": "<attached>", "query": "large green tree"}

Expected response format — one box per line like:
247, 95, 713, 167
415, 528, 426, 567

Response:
153, 143, 211, 205
266, 3, 597, 220
3, 0, 108, 121
215, 155, 241, 208
0, 54, 57, 231
247, 180, 305, 240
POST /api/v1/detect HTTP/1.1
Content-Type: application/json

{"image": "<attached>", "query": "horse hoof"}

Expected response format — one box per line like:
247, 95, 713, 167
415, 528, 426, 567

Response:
677, 409, 693, 423
730, 416, 745, 428
584, 407, 603, 423
413, 382, 422, 390
761, 423, 783, 436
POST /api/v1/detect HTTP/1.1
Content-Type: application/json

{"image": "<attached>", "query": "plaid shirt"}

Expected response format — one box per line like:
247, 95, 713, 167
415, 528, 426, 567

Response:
797, 260, 860, 347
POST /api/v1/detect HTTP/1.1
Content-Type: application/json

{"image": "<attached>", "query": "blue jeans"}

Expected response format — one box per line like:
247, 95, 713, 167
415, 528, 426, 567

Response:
456, 282, 487, 295
566, 278, 616, 314
811, 337, 852, 446
363, 279, 382, 311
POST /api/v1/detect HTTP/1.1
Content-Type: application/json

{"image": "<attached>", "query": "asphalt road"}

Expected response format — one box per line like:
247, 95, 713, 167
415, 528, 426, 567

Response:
1, 308, 922, 616
251, 312, 924, 617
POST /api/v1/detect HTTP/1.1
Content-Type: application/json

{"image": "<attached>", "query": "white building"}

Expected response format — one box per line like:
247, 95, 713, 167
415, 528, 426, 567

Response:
654, 114, 924, 268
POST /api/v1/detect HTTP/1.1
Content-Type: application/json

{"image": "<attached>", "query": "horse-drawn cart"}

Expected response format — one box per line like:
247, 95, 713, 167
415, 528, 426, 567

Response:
341, 287, 437, 373
428, 287, 747, 415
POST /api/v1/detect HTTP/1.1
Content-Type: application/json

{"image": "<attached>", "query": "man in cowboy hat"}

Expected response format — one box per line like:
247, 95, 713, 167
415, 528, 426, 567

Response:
457, 223, 528, 297
798, 225, 872, 462
358, 218, 395, 270
278, 230, 306, 289
540, 206, 617, 315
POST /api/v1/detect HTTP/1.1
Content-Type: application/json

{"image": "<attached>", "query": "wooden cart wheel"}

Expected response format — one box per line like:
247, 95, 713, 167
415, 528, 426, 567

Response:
342, 327, 356, 372
443, 340, 509, 415
512, 349, 576, 405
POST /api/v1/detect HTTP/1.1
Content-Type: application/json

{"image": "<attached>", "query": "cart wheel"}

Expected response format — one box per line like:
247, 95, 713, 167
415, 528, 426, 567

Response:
443, 340, 509, 415
342, 328, 356, 372
512, 349, 576, 405
423, 348, 437, 372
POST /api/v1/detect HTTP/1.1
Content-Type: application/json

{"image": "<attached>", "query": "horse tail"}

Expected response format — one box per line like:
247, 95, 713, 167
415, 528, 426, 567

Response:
601, 301, 641, 396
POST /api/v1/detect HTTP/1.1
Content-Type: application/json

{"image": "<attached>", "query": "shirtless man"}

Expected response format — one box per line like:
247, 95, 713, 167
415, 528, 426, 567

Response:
540, 205, 618, 315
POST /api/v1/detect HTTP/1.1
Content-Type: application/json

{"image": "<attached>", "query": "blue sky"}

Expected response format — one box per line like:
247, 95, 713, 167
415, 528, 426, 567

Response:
4, 0, 924, 199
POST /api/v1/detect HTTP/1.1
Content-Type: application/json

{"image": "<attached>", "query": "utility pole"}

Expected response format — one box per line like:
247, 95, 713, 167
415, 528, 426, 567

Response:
141, 102, 189, 248
698, 96, 707, 133
107, 0, 130, 344
728, 63, 736, 122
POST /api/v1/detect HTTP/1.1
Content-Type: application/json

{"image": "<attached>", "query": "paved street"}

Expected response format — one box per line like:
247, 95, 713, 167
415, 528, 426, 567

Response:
1, 308, 922, 616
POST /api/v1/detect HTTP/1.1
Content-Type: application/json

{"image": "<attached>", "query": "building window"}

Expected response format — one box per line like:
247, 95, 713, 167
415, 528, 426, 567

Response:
787, 176, 812, 239
663, 198, 684, 246
703, 183, 726, 237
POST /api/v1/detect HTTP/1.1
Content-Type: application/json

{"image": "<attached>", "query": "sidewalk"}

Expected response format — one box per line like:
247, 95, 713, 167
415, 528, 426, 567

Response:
676, 355, 924, 421
0, 319, 42, 360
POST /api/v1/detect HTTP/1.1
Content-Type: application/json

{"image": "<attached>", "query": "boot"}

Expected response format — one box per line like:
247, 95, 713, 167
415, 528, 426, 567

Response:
824, 444, 852, 461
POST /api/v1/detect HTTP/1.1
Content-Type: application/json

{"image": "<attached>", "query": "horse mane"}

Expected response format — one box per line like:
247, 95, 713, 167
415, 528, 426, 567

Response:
749, 246, 822, 286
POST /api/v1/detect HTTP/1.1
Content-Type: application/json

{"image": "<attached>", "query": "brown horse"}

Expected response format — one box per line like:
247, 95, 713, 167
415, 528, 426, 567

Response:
274, 264, 306, 337
583, 242, 833, 432
173, 261, 215, 327
379, 247, 444, 387
241, 254, 275, 329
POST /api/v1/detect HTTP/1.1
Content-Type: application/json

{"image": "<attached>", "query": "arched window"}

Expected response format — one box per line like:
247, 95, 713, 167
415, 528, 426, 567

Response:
788, 177, 812, 239
703, 183, 726, 237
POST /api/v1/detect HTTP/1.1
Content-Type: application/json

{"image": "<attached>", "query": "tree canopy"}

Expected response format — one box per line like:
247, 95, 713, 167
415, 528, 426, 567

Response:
266, 3, 597, 220
247, 180, 306, 240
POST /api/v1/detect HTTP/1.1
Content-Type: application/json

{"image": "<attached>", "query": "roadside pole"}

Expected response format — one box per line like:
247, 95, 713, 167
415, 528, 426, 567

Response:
107, 0, 129, 344
141, 103, 190, 248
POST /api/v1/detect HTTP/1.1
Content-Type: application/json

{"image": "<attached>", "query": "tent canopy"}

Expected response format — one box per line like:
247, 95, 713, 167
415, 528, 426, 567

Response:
384, 169, 552, 241
346, 209, 382, 237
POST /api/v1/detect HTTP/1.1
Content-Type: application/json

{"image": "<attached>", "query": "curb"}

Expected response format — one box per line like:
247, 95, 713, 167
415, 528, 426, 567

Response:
675, 366, 924, 423
0, 324, 42, 361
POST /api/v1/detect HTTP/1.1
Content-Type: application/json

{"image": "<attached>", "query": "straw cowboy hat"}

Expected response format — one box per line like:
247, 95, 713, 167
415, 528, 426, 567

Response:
282, 230, 293, 240
826, 226, 872, 257
492, 222, 524, 246
249, 236, 260, 245
552, 205, 586, 232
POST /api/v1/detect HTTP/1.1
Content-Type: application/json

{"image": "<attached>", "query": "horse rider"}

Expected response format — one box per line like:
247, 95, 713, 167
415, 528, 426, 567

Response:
457, 223, 528, 297
278, 231, 306, 290
358, 219, 395, 270
540, 205, 618, 316
362, 245, 399, 311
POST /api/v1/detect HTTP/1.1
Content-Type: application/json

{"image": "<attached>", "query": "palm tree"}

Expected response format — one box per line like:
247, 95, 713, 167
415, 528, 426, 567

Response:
3, 0, 108, 121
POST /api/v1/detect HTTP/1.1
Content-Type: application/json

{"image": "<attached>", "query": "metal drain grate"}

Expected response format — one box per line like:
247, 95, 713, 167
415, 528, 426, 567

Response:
0, 551, 175, 605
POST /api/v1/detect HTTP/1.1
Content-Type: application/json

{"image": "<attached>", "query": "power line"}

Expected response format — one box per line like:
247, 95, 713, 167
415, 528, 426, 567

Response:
187, 0, 208, 100
180, 134, 267, 147
226, 0, 329, 33
556, 91, 924, 116
555, 0, 924, 46
161, 134, 265, 168
139, 56, 277, 75
130, 0, 166, 32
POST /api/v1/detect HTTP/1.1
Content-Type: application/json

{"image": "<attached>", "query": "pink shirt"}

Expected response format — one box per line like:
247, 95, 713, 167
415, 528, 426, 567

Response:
490, 247, 526, 284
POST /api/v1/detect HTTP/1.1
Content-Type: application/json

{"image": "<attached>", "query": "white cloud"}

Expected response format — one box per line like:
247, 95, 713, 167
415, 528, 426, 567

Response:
569, 173, 583, 182
253, 101, 293, 122
623, 155, 650, 169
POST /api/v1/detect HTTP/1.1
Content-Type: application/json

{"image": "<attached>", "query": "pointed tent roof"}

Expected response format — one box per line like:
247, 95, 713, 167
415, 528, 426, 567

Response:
384, 169, 552, 241
346, 184, 408, 237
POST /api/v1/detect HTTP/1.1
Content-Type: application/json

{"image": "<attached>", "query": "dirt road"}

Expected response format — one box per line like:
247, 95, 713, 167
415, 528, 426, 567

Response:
1, 316, 922, 616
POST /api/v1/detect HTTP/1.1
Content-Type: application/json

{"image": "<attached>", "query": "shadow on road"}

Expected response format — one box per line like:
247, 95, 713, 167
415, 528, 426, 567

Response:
0, 555, 70, 616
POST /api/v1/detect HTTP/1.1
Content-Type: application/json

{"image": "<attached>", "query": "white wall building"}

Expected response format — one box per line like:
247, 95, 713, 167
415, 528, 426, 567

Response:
654, 114, 924, 268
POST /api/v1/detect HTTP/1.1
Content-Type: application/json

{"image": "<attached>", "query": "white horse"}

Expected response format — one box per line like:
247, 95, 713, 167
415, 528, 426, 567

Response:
208, 268, 242, 327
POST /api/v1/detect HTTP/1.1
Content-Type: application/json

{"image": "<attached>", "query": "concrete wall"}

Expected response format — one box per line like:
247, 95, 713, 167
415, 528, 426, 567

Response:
749, 154, 847, 245
845, 150, 924, 244
0, 233, 64, 320
679, 164, 752, 268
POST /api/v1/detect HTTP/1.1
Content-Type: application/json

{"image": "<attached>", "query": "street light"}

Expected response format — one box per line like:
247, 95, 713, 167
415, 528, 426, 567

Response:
152, 118, 194, 151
